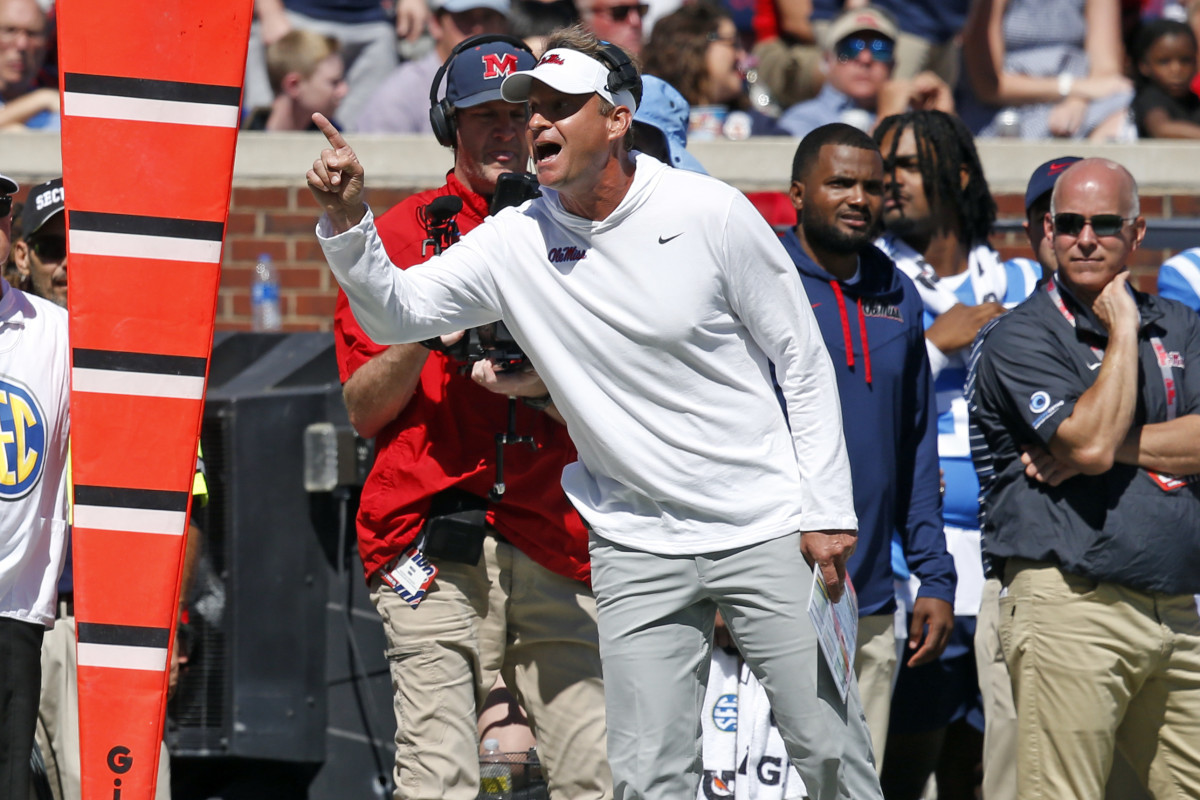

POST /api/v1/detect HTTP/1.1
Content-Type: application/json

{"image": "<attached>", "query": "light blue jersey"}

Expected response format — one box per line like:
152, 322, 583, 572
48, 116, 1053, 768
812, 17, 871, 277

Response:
933, 256, 1040, 528
880, 236, 1041, 587
1158, 248, 1200, 313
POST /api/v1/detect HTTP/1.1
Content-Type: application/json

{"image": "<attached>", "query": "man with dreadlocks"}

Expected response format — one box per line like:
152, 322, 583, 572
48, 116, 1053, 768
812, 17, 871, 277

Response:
871, 109, 1041, 799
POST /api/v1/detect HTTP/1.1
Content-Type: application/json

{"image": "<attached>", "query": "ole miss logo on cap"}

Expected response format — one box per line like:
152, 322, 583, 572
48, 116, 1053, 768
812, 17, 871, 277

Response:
482, 52, 520, 79
539, 53, 565, 66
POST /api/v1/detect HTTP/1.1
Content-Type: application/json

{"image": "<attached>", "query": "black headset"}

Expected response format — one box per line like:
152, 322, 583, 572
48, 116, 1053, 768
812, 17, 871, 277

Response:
429, 33, 535, 147
595, 41, 643, 108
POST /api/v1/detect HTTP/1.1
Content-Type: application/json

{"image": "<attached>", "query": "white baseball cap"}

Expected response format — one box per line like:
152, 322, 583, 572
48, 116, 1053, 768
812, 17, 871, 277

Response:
501, 48, 638, 111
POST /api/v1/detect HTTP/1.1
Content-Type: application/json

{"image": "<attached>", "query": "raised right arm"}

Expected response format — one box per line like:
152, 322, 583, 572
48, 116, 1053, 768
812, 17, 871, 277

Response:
311, 116, 502, 345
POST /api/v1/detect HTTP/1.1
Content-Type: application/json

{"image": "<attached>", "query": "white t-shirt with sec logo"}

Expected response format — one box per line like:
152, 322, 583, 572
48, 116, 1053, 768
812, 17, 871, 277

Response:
0, 284, 69, 627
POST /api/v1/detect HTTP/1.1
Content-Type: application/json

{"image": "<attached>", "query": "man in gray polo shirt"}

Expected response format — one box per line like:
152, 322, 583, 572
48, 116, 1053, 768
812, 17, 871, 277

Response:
968, 158, 1200, 800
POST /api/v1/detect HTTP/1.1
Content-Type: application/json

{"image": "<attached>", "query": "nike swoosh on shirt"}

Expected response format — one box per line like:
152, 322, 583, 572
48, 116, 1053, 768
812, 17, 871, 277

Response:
1087, 362, 1102, 370
658, 233, 683, 244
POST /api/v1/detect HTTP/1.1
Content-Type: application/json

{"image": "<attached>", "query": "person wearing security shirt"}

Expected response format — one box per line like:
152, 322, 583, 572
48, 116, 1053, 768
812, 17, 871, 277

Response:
968, 158, 1200, 800
0, 171, 70, 800
780, 123, 954, 773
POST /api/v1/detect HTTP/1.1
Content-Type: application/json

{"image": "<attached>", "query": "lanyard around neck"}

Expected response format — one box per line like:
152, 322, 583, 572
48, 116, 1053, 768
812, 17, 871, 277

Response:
1044, 277, 1177, 421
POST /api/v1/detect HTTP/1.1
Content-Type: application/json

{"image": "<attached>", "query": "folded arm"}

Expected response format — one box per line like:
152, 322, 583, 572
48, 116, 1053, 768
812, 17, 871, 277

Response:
1114, 415, 1200, 475
1046, 278, 1140, 474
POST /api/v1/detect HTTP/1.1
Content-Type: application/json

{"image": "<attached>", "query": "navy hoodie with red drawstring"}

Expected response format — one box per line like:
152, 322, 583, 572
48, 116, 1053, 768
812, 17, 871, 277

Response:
780, 229, 955, 617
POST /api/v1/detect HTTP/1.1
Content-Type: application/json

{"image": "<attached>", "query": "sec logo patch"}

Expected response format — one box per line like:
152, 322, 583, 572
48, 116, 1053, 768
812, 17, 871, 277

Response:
0, 377, 47, 500
712, 693, 738, 732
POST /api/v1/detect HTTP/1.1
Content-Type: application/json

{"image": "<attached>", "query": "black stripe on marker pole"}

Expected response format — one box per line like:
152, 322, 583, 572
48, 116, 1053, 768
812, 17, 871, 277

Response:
77, 623, 172, 649
73, 485, 190, 512
69, 211, 225, 241
63, 73, 241, 107
72, 349, 208, 377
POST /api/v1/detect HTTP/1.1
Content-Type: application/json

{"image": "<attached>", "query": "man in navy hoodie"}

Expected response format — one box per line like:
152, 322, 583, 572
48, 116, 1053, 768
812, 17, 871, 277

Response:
780, 122, 956, 771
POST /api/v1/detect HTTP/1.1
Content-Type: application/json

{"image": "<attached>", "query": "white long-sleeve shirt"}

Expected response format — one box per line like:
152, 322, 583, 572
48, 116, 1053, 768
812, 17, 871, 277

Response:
320, 154, 857, 554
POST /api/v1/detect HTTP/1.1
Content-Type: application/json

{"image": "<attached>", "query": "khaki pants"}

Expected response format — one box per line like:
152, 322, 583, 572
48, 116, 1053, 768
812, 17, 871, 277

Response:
371, 535, 610, 800
854, 613, 896, 775
975, 577, 1017, 800
36, 610, 171, 800
1000, 559, 1200, 800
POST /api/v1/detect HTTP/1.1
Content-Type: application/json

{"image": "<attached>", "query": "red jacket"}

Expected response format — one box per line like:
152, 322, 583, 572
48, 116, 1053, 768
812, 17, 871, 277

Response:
334, 172, 591, 584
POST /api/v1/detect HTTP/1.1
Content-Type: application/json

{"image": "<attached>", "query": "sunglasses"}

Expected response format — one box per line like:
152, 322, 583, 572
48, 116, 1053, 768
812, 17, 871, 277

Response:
594, 2, 647, 21
29, 234, 67, 262
835, 36, 894, 64
1052, 213, 1134, 238
0, 195, 9, 217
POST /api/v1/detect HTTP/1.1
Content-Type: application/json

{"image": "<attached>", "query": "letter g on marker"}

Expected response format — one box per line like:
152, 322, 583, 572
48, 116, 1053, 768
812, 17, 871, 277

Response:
107, 746, 133, 774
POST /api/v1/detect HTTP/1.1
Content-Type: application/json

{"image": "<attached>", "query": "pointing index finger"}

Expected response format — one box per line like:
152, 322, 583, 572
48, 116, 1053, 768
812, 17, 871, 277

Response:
313, 112, 348, 149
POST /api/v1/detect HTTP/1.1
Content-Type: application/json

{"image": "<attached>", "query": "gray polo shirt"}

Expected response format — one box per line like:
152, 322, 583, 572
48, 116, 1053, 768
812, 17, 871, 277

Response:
968, 276, 1200, 595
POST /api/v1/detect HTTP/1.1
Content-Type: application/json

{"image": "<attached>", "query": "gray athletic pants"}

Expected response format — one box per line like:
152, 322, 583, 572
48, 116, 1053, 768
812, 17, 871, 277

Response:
589, 531, 883, 800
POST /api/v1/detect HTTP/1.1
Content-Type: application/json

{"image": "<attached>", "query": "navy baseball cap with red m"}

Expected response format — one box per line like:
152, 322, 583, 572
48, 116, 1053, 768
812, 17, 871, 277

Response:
446, 39, 537, 109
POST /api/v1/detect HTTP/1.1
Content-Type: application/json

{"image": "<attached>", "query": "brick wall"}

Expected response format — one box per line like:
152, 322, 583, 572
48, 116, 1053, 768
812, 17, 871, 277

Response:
221, 185, 1200, 332
220, 185, 427, 332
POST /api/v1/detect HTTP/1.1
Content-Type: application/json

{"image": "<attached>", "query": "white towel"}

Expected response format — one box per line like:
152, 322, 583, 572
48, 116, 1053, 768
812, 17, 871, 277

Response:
697, 649, 809, 800
735, 661, 808, 800
699, 648, 741, 799
877, 234, 1009, 313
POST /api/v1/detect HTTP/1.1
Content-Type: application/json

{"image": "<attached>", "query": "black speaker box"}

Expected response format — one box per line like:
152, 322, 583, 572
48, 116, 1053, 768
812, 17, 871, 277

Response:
168, 332, 394, 799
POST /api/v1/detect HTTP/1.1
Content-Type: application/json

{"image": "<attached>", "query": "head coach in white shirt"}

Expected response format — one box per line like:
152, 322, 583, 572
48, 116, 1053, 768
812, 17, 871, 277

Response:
307, 24, 883, 800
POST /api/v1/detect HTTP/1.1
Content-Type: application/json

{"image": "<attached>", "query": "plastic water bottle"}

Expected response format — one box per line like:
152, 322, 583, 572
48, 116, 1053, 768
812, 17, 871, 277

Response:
479, 738, 512, 800
251, 253, 282, 331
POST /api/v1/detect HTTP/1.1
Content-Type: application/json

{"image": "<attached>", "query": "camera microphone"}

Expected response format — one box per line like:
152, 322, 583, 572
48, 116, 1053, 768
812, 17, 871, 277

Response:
427, 195, 463, 223
420, 195, 463, 258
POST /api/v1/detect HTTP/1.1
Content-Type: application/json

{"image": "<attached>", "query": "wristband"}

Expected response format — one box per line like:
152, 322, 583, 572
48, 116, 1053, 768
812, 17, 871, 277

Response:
1057, 73, 1074, 99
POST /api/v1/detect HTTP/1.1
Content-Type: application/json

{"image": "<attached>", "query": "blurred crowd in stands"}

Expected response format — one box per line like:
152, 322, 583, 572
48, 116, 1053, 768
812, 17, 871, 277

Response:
2, 0, 1200, 141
